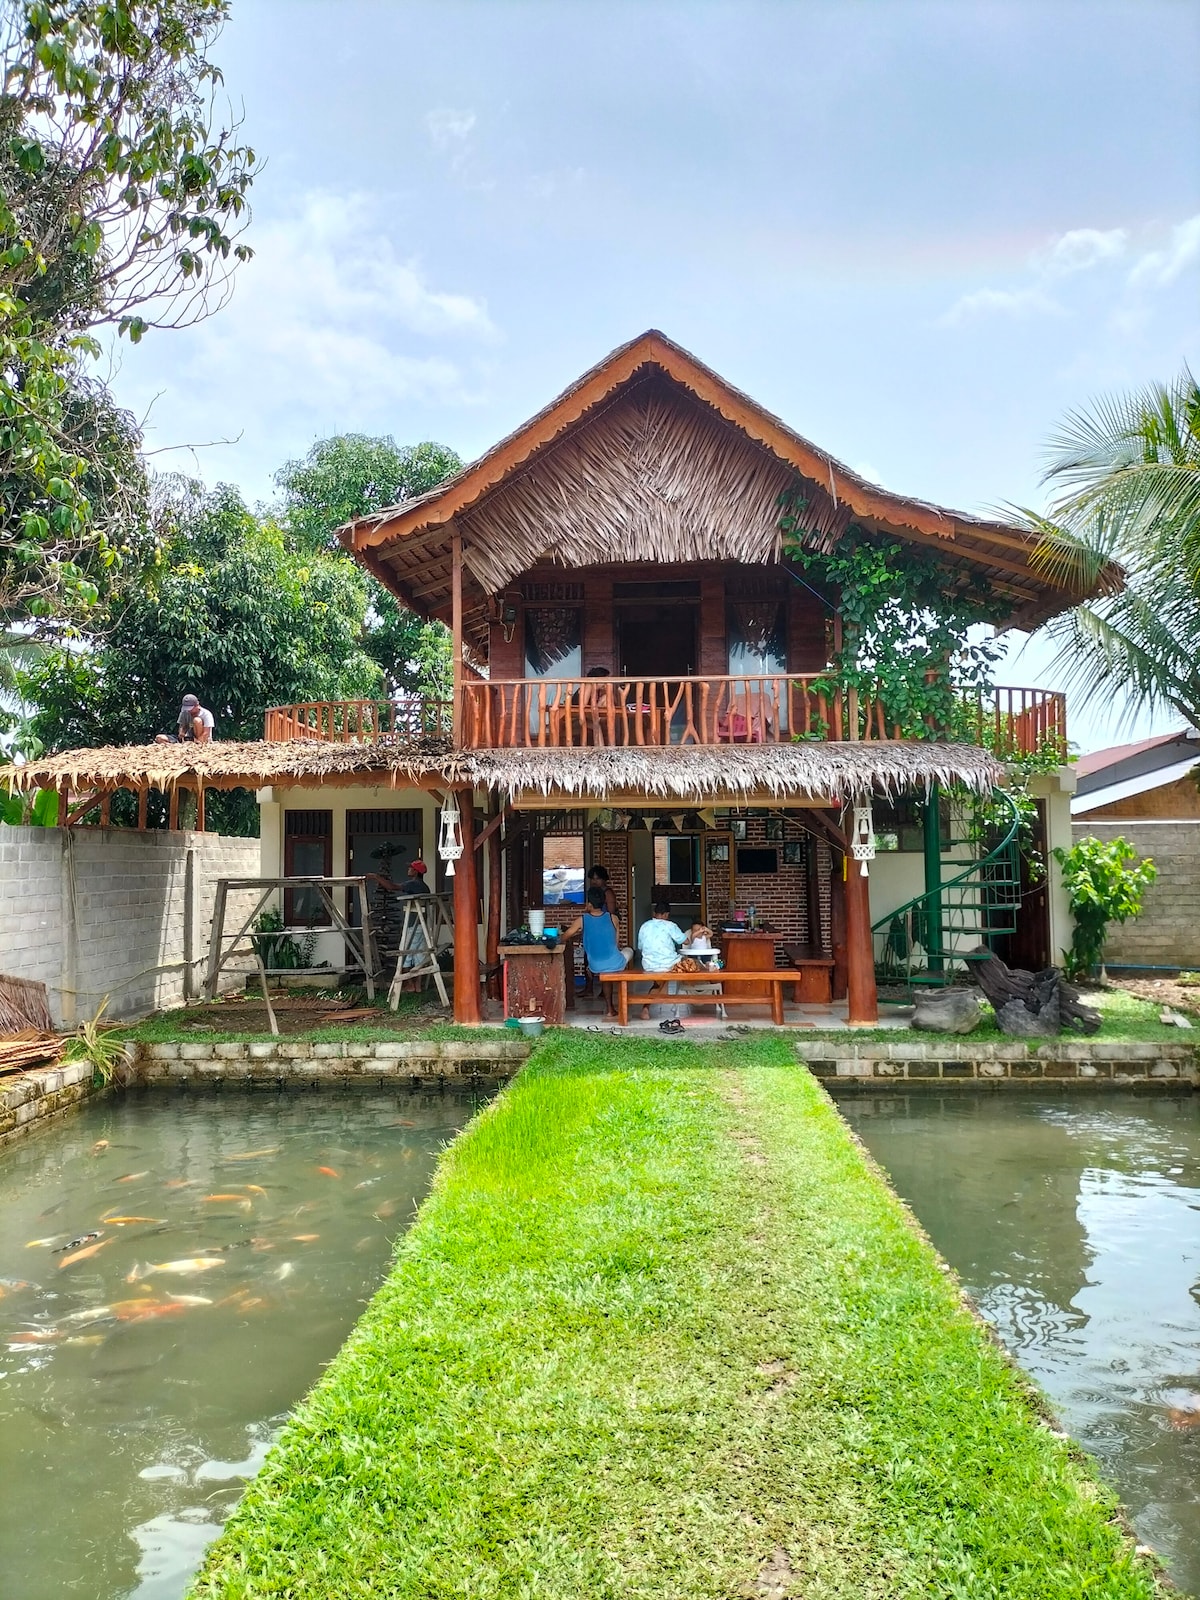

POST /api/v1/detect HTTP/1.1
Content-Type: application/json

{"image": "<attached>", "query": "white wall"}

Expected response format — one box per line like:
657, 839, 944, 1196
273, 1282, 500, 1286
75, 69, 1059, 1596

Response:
0, 826, 260, 1025
1031, 767, 1076, 965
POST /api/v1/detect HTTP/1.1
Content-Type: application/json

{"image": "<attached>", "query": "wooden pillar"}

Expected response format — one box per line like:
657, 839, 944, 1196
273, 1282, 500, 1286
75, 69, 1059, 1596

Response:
829, 854, 848, 1000
195, 784, 206, 833
486, 802, 503, 999
452, 787, 481, 1024
57, 785, 68, 826
99, 791, 111, 828
844, 854, 878, 1025
168, 785, 180, 830
450, 522, 463, 748
137, 786, 148, 831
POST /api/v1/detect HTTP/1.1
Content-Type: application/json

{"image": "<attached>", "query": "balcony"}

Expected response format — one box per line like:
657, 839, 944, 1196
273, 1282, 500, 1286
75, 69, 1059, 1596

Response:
265, 680, 1065, 760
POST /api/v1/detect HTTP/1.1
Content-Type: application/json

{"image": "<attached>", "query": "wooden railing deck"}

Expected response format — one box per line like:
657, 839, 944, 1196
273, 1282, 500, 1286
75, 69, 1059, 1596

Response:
263, 681, 1066, 759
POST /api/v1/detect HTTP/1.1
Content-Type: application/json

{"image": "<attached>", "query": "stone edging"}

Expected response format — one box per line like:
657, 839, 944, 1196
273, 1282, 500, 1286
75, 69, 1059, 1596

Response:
0, 1056, 114, 1148
135, 1038, 533, 1082
803, 1036, 1199, 1084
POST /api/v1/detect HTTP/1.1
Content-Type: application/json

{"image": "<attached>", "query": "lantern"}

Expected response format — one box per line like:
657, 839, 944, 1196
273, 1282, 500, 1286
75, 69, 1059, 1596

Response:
850, 803, 876, 877
438, 794, 464, 877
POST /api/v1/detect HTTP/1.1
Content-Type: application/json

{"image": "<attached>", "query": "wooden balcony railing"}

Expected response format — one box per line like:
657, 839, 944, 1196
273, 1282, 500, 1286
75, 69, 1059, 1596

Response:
263, 683, 1066, 758
263, 698, 453, 744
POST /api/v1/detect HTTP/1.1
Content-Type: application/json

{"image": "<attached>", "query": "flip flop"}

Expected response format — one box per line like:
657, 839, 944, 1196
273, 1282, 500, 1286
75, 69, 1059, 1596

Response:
658, 1018, 684, 1035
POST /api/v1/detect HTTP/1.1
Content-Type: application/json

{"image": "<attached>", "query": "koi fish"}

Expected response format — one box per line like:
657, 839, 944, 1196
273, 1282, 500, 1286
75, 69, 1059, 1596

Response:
1168, 1406, 1200, 1429
316, 1166, 340, 1179
387, 1119, 416, 1128
100, 1217, 166, 1226
91, 1139, 109, 1154
223, 1147, 280, 1161
63, 1334, 106, 1347
203, 1195, 252, 1210
163, 1179, 196, 1189
7, 1329, 61, 1345
0, 1278, 32, 1290
238, 1297, 266, 1310
243, 1185, 267, 1197
354, 1179, 380, 1190
53, 1232, 101, 1254
291, 1234, 319, 1243
116, 1172, 149, 1183
165, 1294, 213, 1308
275, 1262, 295, 1281
58, 1238, 112, 1270
25, 1236, 63, 1249
373, 1199, 397, 1220
137, 1258, 226, 1278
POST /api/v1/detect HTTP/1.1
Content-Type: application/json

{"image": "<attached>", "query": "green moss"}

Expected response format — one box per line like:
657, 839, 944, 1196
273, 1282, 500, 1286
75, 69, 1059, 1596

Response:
189, 1034, 1165, 1599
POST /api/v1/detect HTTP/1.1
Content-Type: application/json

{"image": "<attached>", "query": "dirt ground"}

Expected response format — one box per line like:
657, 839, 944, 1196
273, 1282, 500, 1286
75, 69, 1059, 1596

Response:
1109, 975, 1200, 1018
158, 992, 450, 1036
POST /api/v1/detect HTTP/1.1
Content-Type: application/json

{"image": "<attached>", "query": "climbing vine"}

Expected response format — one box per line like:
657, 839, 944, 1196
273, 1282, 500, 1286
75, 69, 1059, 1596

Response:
778, 487, 1010, 740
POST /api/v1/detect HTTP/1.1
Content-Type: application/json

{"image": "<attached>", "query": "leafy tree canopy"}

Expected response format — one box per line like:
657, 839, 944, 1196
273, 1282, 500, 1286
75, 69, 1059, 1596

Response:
275, 433, 463, 698
1, 0, 255, 631
25, 475, 381, 753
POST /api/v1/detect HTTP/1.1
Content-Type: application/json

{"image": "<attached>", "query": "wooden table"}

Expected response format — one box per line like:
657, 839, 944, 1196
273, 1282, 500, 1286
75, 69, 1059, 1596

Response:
719, 931, 781, 998
500, 942, 570, 1024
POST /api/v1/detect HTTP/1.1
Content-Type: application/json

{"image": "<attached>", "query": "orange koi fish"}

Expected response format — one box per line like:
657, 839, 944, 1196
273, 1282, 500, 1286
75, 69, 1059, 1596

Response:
91, 1139, 109, 1154
243, 1185, 267, 1197
291, 1234, 319, 1243
57, 1238, 112, 1270
1168, 1406, 1200, 1430
316, 1166, 340, 1179
100, 1217, 166, 1226
8, 1329, 61, 1345
203, 1194, 252, 1204
163, 1179, 196, 1190
115, 1172, 149, 1184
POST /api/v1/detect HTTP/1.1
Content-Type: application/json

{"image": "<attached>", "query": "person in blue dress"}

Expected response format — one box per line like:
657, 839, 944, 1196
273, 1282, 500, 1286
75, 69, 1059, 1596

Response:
563, 888, 633, 1018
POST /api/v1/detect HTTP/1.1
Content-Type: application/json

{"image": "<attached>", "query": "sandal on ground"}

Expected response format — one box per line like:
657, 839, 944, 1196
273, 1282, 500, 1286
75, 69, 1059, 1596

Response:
659, 1018, 684, 1035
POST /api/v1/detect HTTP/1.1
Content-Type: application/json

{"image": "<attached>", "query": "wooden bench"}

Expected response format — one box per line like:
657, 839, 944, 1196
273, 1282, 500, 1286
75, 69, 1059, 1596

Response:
601, 968, 794, 1026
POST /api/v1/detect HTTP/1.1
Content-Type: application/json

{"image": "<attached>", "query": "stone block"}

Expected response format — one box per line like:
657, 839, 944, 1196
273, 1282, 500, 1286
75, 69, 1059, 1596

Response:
177, 1042, 213, 1061
835, 1061, 873, 1076
940, 1060, 974, 1078
311, 1042, 347, 1058
979, 1061, 1007, 1078
1150, 1061, 1179, 1078
214, 1043, 248, 1060
874, 1061, 903, 1077
1078, 1063, 1099, 1078
247, 1042, 279, 1060
145, 1043, 180, 1061
275, 1042, 312, 1061
1042, 1059, 1079, 1078
887, 1042, 934, 1061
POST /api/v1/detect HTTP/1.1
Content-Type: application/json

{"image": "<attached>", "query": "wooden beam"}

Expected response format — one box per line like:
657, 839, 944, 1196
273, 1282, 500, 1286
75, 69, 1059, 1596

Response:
99, 791, 111, 827
450, 521, 464, 748
168, 786, 179, 830
63, 791, 99, 826
474, 803, 514, 851
844, 854, 878, 1025
452, 787, 482, 1024
195, 784, 206, 833
486, 801, 503, 1000
137, 786, 148, 831
57, 785, 68, 826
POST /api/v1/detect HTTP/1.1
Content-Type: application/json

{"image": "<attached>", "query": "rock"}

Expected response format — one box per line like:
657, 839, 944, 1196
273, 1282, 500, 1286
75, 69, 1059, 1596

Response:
911, 989, 984, 1033
994, 998, 1059, 1036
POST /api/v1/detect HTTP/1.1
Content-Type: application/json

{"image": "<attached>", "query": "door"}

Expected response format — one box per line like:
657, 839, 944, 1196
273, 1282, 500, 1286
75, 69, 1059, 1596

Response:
617, 603, 698, 679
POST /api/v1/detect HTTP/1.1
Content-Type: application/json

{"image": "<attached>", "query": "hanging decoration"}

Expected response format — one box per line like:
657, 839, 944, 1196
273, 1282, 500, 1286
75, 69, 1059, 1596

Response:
850, 803, 876, 877
438, 795, 464, 878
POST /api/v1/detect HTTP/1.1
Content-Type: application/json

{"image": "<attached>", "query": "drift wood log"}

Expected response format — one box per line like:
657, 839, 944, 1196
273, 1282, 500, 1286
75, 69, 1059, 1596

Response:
968, 946, 1101, 1036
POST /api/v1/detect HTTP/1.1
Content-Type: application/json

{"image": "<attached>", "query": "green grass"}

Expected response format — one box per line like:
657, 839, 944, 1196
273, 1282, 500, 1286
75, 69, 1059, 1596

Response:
189, 1034, 1165, 1599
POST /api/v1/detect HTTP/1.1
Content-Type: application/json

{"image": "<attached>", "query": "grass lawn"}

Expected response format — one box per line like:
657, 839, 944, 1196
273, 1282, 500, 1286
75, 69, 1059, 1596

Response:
190, 1034, 1165, 1599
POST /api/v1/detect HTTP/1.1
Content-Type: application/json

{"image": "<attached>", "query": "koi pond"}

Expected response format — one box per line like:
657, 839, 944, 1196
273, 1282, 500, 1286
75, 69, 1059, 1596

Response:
0, 1084, 482, 1600
838, 1088, 1200, 1597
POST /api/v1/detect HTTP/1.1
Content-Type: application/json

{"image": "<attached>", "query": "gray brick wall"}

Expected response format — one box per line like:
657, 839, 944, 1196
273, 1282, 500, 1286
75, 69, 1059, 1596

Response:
0, 827, 260, 1024
1070, 820, 1200, 969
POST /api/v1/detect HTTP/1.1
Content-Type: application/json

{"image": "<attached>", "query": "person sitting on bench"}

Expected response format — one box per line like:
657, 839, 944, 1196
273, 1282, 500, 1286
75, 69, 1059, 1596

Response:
636, 900, 711, 1022
563, 888, 633, 1018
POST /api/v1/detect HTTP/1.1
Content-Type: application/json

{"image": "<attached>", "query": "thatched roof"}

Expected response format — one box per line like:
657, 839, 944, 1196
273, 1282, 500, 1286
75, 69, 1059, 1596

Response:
340, 330, 1110, 637
4, 736, 1004, 804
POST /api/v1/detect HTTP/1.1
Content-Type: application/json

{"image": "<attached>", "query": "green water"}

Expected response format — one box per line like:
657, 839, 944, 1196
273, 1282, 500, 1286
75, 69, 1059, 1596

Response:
0, 1085, 481, 1600
838, 1089, 1200, 1596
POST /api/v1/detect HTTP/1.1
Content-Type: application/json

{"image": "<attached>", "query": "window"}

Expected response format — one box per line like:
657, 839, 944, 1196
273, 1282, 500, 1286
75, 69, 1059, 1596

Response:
871, 796, 950, 853
654, 835, 700, 886
284, 809, 332, 924
727, 600, 786, 677
524, 607, 582, 678
542, 834, 585, 905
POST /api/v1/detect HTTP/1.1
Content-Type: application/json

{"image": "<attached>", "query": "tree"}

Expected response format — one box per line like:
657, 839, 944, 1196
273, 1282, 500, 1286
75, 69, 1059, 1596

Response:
1052, 836, 1157, 980
275, 434, 462, 698
1032, 370, 1200, 728
24, 476, 381, 830
1, 0, 255, 631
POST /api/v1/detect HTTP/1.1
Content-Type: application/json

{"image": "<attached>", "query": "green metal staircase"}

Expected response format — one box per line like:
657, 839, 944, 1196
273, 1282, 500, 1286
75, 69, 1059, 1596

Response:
872, 789, 1023, 994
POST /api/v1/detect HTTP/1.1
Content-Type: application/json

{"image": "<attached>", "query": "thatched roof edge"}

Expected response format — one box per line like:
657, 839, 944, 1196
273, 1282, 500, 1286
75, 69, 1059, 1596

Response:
2, 737, 1005, 803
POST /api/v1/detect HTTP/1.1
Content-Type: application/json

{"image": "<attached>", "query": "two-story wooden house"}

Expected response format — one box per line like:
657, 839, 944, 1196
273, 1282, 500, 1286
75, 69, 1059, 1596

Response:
11, 331, 1087, 1025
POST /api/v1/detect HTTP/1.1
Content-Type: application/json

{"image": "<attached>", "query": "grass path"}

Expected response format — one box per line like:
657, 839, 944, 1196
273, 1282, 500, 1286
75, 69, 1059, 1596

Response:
192, 1034, 1166, 1599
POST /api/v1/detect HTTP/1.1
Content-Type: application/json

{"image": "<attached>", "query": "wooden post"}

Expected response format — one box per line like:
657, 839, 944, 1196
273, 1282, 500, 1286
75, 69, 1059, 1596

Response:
450, 522, 463, 749
137, 786, 148, 831
844, 853, 878, 1025
57, 785, 68, 826
99, 791, 111, 827
452, 787, 482, 1024
830, 854, 848, 1000
195, 784, 206, 833
486, 800, 503, 999
168, 785, 180, 830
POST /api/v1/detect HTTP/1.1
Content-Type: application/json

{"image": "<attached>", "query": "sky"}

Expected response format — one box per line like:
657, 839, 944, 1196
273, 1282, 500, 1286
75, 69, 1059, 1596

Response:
106, 0, 1200, 753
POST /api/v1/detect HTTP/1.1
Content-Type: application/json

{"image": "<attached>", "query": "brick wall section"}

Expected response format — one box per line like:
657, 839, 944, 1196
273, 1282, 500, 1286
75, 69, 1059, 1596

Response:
0, 826, 260, 1025
805, 1037, 1198, 1086
1071, 820, 1200, 969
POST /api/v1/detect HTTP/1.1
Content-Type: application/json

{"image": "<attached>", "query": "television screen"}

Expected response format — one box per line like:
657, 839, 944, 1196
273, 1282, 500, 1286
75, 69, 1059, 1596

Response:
736, 847, 778, 875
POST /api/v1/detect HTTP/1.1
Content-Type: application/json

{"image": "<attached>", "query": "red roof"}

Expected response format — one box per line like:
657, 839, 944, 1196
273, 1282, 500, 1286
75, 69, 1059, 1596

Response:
1075, 732, 1186, 777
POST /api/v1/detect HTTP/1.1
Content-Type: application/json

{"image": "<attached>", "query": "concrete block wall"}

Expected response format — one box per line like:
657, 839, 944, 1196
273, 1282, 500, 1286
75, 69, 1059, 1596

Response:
0, 826, 260, 1025
1071, 820, 1200, 969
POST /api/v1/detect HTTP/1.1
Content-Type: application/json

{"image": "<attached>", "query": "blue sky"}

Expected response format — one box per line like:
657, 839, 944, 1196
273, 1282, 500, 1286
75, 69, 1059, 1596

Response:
108, 0, 1200, 751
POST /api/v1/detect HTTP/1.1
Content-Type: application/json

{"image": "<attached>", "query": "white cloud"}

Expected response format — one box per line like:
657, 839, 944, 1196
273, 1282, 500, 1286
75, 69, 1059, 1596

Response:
1128, 214, 1200, 289
426, 108, 477, 150
940, 285, 1060, 327
1039, 227, 1127, 277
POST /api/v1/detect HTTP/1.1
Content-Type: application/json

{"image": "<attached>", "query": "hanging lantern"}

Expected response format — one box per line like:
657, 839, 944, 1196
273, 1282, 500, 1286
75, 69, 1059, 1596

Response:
438, 794, 464, 877
850, 803, 876, 877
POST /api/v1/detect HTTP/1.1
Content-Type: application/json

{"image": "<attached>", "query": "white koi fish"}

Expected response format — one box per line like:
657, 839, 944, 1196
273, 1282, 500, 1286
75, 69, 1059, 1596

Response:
134, 1257, 227, 1280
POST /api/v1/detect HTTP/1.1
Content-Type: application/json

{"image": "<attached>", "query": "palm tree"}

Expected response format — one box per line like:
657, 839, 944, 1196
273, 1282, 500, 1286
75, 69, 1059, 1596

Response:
1031, 368, 1200, 729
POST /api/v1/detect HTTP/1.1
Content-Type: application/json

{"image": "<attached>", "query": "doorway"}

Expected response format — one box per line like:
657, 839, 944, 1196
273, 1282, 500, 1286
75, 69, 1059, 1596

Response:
617, 603, 698, 679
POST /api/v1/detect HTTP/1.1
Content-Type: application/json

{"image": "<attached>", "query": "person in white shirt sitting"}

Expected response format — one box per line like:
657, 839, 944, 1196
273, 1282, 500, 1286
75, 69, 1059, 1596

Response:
635, 900, 711, 1022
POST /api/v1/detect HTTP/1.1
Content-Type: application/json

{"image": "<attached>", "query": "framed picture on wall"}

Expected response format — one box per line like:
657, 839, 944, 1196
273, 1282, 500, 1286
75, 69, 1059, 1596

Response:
783, 841, 805, 865
765, 819, 784, 841
708, 841, 730, 863
728, 819, 747, 841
